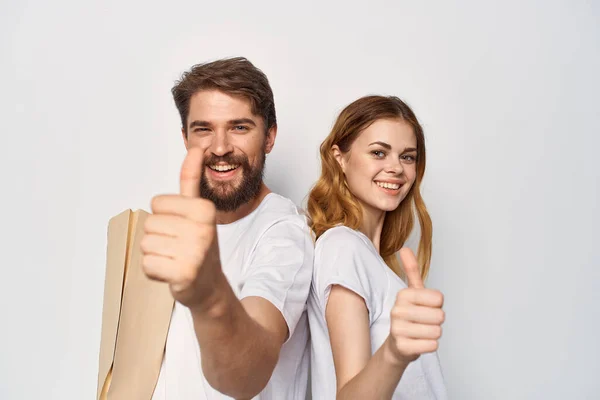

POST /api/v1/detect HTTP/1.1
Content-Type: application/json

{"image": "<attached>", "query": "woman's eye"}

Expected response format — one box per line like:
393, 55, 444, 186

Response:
372, 150, 386, 158
401, 154, 416, 163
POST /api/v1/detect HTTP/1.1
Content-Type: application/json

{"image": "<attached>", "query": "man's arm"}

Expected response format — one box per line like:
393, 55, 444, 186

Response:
189, 274, 288, 398
192, 218, 311, 397
141, 147, 310, 398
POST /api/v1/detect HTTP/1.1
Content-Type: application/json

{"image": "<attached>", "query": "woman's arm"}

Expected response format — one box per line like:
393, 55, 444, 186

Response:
326, 249, 445, 400
326, 285, 408, 399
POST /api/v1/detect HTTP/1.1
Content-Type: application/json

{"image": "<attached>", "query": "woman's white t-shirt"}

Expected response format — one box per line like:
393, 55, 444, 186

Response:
307, 226, 448, 399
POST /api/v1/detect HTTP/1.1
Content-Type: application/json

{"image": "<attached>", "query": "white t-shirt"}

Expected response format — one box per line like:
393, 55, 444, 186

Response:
307, 226, 448, 400
152, 193, 314, 400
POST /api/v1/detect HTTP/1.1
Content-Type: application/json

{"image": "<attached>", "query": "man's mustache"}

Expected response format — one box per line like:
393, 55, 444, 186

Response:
203, 154, 249, 166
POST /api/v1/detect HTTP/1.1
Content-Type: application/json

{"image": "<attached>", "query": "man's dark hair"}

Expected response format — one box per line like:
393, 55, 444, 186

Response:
172, 57, 277, 135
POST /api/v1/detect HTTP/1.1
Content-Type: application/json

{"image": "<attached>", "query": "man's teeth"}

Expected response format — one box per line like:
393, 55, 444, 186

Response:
210, 164, 238, 172
376, 181, 400, 190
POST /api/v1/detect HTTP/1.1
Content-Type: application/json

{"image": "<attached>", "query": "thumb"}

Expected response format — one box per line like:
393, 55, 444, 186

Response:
399, 248, 424, 289
180, 146, 204, 197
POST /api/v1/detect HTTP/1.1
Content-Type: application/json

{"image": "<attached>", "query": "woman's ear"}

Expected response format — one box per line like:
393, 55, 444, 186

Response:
331, 145, 346, 173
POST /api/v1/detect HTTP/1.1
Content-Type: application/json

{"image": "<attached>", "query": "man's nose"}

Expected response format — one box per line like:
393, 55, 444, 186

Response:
209, 130, 234, 157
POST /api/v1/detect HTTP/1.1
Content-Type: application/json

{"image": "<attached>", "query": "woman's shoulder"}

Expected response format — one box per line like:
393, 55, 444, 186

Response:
315, 225, 371, 250
314, 226, 382, 270
311, 226, 390, 317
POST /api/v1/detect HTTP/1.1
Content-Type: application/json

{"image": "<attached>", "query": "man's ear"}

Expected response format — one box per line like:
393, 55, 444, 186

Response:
265, 125, 277, 154
182, 128, 189, 149
331, 145, 346, 173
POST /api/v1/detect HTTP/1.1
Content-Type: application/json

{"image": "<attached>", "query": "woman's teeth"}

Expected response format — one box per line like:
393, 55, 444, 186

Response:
376, 181, 400, 190
209, 164, 238, 172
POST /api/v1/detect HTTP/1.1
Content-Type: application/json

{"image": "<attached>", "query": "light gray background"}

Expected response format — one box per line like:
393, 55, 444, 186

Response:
1, 0, 599, 399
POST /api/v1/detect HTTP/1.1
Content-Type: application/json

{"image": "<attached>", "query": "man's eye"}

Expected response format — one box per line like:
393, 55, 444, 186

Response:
233, 125, 249, 131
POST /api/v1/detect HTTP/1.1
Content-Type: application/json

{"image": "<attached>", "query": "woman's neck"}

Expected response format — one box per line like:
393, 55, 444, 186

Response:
358, 204, 386, 252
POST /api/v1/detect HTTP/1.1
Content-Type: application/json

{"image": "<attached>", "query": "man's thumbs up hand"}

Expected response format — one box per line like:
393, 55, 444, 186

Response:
141, 147, 222, 308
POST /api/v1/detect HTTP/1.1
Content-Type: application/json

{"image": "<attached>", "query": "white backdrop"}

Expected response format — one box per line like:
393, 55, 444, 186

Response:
1, 0, 599, 399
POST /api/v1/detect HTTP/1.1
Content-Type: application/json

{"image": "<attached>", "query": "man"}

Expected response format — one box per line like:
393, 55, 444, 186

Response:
141, 57, 313, 399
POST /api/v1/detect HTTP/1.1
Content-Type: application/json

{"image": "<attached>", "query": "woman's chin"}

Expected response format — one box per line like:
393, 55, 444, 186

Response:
369, 200, 401, 213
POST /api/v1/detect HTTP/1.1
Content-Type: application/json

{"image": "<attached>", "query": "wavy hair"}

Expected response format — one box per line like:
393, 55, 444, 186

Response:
307, 95, 432, 280
172, 57, 276, 136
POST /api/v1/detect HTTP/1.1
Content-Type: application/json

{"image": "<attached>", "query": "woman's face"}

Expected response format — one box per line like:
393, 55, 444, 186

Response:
334, 118, 418, 216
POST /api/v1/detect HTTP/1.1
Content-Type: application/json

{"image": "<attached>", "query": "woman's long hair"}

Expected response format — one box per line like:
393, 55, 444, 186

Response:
307, 95, 432, 280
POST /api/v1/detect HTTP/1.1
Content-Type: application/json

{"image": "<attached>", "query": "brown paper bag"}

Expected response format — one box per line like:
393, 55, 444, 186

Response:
97, 209, 175, 400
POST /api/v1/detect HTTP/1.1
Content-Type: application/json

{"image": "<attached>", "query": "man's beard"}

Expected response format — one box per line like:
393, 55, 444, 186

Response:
199, 151, 265, 212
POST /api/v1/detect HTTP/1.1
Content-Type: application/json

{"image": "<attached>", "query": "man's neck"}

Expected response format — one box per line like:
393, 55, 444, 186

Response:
215, 183, 272, 225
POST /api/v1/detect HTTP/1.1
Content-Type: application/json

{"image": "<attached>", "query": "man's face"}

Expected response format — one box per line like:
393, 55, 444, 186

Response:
183, 90, 276, 212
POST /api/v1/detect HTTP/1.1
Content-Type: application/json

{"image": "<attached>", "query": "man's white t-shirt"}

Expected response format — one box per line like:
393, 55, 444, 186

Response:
152, 193, 314, 400
307, 226, 448, 400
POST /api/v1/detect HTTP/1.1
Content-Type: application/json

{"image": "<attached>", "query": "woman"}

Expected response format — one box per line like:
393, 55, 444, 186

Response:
307, 95, 447, 399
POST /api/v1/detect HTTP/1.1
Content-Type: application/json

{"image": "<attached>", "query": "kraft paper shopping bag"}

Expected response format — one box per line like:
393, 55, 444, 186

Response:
97, 209, 174, 400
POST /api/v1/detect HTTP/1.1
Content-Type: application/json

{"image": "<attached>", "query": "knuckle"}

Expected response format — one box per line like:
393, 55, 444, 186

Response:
150, 195, 162, 211
199, 199, 216, 214
435, 290, 444, 305
395, 291, 403, 303
141, 257, 156, 277
392, 306, 408, 321
141, 255, 149, 270
139, 235, 150, 252
439, 310, 446, 324
396, 289, 408, 303
188, 199, 216, 224
143, 217, 152, 233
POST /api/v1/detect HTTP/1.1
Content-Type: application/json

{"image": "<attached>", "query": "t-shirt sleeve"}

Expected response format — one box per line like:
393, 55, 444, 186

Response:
313, 228, 382, 325
239, 218, 314, 340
